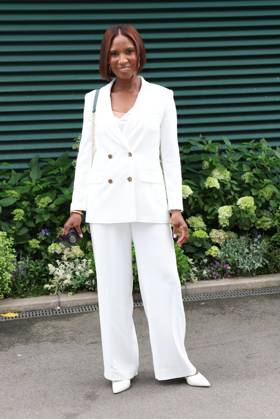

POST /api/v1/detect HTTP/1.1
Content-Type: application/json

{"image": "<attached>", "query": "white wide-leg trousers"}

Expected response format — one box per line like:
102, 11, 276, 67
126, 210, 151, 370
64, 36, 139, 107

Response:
89, 222, 196, 381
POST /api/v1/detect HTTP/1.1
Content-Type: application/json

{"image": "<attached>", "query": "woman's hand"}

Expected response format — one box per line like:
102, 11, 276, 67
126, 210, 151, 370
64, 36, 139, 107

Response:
63, 213, 83, 238
170, 211, 188, 247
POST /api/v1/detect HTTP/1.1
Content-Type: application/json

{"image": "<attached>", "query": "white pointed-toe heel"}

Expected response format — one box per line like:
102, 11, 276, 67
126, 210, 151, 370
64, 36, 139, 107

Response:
112, 379, 131, 394
186, 370, 211, 387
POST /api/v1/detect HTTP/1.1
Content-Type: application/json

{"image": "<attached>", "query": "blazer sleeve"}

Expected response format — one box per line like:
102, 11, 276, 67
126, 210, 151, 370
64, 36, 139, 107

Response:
70, 92, 93, 212
160, 89, 184, 211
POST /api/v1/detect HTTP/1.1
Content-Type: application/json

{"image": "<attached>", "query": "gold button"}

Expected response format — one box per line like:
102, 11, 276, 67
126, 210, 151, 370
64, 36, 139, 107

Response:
127, 176, 132, 182
128, 152, 132, 157
108, 154, 113, 159
108, 178, 113, 183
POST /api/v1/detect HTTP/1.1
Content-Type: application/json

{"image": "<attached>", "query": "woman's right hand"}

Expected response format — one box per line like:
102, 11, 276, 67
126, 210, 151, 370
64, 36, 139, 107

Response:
63, 213, 83, 238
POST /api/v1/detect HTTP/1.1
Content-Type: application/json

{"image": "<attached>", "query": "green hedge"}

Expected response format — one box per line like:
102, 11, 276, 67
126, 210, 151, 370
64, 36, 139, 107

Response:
1, 137, 280, 298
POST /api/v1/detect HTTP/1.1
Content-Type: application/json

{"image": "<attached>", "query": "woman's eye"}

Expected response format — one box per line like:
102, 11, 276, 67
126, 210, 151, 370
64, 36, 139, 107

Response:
110, 51, 118, 57
126, 49, 134, 54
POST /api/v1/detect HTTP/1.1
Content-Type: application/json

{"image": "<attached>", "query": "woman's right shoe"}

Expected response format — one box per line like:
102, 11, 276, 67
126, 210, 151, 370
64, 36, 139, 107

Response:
185, 371, 211, 387
112, 379, 131, 394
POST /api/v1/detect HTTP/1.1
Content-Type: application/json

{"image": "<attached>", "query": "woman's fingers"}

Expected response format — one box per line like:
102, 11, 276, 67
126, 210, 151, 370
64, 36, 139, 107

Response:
170, 214, 188, 247
172, 224, 188, 247
63, 221, 72, 236
176, 225, 188, 246
63, 214, 82, 237
75, 224, 83, 238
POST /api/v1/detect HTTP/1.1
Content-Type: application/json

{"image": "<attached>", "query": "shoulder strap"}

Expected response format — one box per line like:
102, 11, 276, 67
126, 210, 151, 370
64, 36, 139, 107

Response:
92, 89, 100, 113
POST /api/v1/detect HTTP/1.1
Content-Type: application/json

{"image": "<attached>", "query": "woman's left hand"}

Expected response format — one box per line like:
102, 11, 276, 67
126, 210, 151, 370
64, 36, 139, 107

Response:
170, 211, 188, 247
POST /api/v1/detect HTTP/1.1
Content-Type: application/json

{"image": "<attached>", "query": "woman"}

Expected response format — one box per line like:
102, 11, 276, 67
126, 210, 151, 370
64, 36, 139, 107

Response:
63, 25, 210, 394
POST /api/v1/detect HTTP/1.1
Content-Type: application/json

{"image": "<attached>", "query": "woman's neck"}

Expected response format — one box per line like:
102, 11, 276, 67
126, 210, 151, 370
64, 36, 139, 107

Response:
112, 75, 141, 93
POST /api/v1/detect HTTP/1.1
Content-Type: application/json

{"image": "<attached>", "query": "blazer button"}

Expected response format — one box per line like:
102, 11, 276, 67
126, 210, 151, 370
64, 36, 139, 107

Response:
108, 178, 113, 183
127, 176, 132, 182
128, 152, 132, 157
108, 154, 113, 159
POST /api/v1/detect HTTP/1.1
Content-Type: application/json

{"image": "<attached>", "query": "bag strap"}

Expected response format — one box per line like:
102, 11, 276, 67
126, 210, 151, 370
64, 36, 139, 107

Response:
92, 89, 100, 113
91, 89, 100, 167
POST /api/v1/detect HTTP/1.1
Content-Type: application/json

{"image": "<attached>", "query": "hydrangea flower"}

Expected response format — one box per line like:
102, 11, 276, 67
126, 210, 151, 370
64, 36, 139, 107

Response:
205, 246, 220, 258
5, 190, 20, 199
224, 231, 237, 240
241, 172, 254, 184
259, 184, 276, 201
202, 160, 210, 170
48, 242, 64, 255
192, 230, 209, 239
188, 215, 207, 230
211, 166, 231, 181
255, 216, 274, 230
209, 229, 227, 245
218, 205, 233, 227
204, 176, 220, 189
62, 245, 84, 260
28, 239, 40, 250
11, 208, 25, 221
182, 185, 193, 199
237, 196, 256, 213
35, 196, 52, 208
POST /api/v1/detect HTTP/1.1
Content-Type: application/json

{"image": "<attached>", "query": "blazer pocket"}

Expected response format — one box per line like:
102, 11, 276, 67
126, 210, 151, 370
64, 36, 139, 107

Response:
138, 170, 164, 184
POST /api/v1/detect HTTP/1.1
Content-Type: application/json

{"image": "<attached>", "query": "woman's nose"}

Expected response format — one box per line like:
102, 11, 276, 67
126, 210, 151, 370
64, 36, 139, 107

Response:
119, 54, 128, 64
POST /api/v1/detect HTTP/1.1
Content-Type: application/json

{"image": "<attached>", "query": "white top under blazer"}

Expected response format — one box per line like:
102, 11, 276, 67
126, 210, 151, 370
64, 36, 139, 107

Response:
70, 75, 184, 224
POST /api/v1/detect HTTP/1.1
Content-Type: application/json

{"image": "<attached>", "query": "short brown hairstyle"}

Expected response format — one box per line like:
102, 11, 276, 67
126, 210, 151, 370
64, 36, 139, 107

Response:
99, 25, 146, 81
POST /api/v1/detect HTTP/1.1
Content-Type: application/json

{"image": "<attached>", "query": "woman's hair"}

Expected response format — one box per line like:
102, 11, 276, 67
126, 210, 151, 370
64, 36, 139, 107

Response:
99, 24, 146, 81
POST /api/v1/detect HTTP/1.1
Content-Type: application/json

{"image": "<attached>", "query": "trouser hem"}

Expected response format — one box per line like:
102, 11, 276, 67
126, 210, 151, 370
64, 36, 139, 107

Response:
104, 372, 138, 381
155, 367, 197, 381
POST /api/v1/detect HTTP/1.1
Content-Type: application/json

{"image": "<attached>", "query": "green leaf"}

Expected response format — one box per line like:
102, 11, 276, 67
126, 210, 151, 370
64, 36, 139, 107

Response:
0, 197, 17, 207
30, 157, 41, 183
17, 227, 29, 236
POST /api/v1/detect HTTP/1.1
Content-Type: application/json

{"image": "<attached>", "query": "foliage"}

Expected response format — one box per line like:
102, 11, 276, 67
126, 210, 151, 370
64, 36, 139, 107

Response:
0, 154, 74, 249
43, 241, 96, 295
12, 256, 49, 297
181, 138, 280, 271
1, 136, 280, 298
219, 235, 269, 276
0, 232, 16, 299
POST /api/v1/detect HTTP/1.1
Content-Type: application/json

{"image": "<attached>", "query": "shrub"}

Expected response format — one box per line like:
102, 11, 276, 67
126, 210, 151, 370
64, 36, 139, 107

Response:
181, 138, 280, 266
219, 235, 269, 276
0, 154, 74, 250
0, 231, 16, 298
43, 242, 96, 295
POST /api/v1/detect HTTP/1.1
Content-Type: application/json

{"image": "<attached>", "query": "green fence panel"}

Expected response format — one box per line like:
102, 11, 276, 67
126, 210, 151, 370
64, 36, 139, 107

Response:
1, 0, 280, 168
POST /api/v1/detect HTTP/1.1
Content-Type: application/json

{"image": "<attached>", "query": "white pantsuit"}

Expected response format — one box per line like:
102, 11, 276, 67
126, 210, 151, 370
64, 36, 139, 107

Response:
71, 75, 196, 381
90, 222, 196, 381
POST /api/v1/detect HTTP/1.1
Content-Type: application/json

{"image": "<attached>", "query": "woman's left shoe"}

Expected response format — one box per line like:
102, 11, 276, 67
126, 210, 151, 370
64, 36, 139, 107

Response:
185, 370, 211, 387
112, 379, 131, 394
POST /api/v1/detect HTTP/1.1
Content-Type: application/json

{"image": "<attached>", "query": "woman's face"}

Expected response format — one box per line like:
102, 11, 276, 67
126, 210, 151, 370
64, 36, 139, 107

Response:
109, 34, 138, 80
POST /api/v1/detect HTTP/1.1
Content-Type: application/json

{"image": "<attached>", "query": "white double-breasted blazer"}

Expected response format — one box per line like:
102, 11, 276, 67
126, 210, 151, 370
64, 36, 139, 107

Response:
70, 75, 184, 223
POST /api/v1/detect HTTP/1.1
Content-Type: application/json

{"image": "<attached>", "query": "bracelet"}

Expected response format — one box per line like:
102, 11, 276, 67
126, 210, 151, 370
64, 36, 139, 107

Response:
71, 210, 83, 217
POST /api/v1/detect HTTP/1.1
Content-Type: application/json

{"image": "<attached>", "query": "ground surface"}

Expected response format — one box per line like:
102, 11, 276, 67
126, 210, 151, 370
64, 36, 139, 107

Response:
0, 295, 279, 419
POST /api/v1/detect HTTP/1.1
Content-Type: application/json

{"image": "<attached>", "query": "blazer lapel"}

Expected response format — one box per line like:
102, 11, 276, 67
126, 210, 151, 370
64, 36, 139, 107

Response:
95, 79, 128, 150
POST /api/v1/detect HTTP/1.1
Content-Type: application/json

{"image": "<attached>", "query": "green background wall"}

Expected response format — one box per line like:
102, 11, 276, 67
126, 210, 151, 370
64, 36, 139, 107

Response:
1, 0, 280, 168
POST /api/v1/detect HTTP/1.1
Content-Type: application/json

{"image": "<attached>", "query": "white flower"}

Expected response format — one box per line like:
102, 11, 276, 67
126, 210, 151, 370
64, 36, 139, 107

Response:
204, 177, 220, 189
182, 185, 193, 199
218, 205, 233, 227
